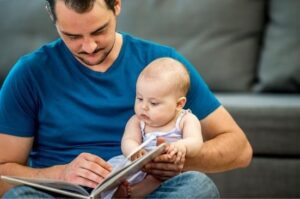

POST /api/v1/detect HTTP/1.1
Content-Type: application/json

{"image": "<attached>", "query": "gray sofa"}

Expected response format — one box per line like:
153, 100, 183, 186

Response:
1, 0, 300, 198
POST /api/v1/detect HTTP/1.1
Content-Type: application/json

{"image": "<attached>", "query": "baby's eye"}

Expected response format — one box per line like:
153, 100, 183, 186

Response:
136, 97, 143, 102
150, 102, 159, 106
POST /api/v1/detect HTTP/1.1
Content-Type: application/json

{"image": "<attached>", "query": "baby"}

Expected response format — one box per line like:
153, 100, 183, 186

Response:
112, 57, 203, 198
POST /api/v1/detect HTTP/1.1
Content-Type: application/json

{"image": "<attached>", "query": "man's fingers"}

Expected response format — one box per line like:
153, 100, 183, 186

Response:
145, 162, 182, 172
146, 169, 181, 181
74, 175, 99, 188
82, 153, 112, 171
81, 159, 111, 180
61, 152, 113, 187
76, 167, 105, 187
153, 154, 175, 162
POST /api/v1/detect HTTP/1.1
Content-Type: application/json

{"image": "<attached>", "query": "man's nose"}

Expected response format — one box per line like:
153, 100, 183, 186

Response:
82, 38, 97, 54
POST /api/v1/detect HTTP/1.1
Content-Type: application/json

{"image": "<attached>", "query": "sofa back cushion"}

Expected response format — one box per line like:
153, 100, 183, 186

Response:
254, 0, 300, 92
118, 0, 266, 92
0, 0, 58, 86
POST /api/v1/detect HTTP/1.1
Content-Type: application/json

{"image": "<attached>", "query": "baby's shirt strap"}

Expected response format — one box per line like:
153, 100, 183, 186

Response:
175, 109, 191, 130
140, 120, 146, 136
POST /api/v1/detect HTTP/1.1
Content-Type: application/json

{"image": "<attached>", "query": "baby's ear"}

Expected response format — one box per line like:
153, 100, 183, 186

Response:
176, 97, 187, 110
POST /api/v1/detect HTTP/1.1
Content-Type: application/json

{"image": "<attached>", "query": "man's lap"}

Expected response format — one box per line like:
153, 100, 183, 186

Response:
3, 171, 219, 199
146, 171, 219, 199
3, 185, 56, 199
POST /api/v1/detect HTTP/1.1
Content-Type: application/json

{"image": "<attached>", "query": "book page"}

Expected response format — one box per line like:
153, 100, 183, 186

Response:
1, 175, 89, 199
91, 143, 166, 197
99, 134, 157, 181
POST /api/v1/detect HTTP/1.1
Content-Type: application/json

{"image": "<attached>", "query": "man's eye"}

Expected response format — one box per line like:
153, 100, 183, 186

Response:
68, 35, 79, 40
92, 27, 107, 36
94, 29, 105, 35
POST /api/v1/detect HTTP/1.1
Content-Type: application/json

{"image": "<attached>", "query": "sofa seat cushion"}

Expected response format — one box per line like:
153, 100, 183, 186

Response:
216, 93, 300, 155
209, 157, 300, 198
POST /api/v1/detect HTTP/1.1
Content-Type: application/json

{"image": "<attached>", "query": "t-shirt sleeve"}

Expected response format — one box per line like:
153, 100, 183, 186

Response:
170, 49, 221, 120
0, 59, 38, 137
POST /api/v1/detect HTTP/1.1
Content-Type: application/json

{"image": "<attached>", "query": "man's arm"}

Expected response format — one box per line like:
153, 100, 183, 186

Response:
0, 134, 112, 196
145, 106, 252, 177
184, 106, 253, 172
0, 134, 62, 196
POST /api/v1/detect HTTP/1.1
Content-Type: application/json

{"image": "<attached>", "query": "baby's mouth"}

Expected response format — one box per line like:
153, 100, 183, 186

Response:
140, 114, 150, 121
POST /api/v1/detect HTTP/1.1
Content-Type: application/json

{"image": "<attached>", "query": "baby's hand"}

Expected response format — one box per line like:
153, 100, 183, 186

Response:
131, 149, 147, 161
167, 141, 187, 165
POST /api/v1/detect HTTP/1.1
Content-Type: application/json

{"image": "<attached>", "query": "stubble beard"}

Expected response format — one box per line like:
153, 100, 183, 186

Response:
77, 37, 116, 67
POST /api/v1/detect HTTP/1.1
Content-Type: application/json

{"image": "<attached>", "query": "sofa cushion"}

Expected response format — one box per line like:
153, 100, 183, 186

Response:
217, 93, 300, 155
209, 157, 300, 198
118, 0, 266, 92
254, 0, 300, 92
0, 0, 58, 86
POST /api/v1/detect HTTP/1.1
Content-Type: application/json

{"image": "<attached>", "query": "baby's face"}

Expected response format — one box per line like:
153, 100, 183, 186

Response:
134, 77, 179, 127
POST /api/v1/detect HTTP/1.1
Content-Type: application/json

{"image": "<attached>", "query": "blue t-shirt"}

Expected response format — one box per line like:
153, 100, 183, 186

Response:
0, 33, 220, 168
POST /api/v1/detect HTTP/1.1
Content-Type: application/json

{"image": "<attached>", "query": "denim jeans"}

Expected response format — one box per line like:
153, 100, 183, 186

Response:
3, 171, 219, 199
146, 171, 219, 199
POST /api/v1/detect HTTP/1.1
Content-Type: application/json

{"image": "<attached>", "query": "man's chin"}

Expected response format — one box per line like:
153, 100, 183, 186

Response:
83, 61, 102, 67
77, 57, 104, 67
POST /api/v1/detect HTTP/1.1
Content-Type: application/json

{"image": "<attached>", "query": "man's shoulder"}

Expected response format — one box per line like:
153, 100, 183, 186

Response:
8, 39, 64, 81
19, 39, 63, 65
122, 32, 175, 55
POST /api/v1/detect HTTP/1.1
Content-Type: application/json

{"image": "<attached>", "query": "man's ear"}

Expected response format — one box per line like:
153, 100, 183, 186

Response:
114, 0, 122, 16
176, 97, 187, 110
45, 6, 54, 22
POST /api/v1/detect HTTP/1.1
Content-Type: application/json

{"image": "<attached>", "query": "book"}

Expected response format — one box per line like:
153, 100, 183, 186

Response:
1, 143, 166, 199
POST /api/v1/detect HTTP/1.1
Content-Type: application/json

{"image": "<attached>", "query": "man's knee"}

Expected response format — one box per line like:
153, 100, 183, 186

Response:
147, 171, 220, 199
182, 171, 220, 198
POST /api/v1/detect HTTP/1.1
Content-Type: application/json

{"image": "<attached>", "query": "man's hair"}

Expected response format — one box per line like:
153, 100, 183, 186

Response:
45, 0, 116, 22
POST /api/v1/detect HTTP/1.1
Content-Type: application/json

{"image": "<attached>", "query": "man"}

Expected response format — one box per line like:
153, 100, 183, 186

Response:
0, 0, 252, 198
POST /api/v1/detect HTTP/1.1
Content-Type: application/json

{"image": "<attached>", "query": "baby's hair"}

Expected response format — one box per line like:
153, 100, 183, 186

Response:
139, 57, 190, 97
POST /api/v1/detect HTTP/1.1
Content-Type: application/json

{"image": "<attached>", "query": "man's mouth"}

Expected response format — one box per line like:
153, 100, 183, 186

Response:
85, 53, 99, 58
80, 48, 102, 56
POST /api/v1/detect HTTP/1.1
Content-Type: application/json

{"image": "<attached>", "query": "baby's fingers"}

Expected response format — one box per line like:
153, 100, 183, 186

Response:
175, 150, 186, 164
174, 152, 181, 164
168, 148, 177, 159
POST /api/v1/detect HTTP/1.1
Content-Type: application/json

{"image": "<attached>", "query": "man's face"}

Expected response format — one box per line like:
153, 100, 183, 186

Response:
54, 0, 121, 67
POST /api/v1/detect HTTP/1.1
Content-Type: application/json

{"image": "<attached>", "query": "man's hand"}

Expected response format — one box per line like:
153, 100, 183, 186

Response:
144, 137, 185, 181
58, 153, 112, 188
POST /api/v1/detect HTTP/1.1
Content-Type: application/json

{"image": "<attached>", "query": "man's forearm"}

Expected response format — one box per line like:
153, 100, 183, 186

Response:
0, 162, 63, 196
184, 132, 252, 173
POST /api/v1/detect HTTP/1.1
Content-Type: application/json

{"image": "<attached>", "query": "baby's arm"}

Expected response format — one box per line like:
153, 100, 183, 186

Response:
121, 115, 143, 158
167, 112, 203, 164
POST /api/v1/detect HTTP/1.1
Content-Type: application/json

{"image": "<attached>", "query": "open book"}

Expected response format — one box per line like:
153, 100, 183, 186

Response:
1, 143, 166, 199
